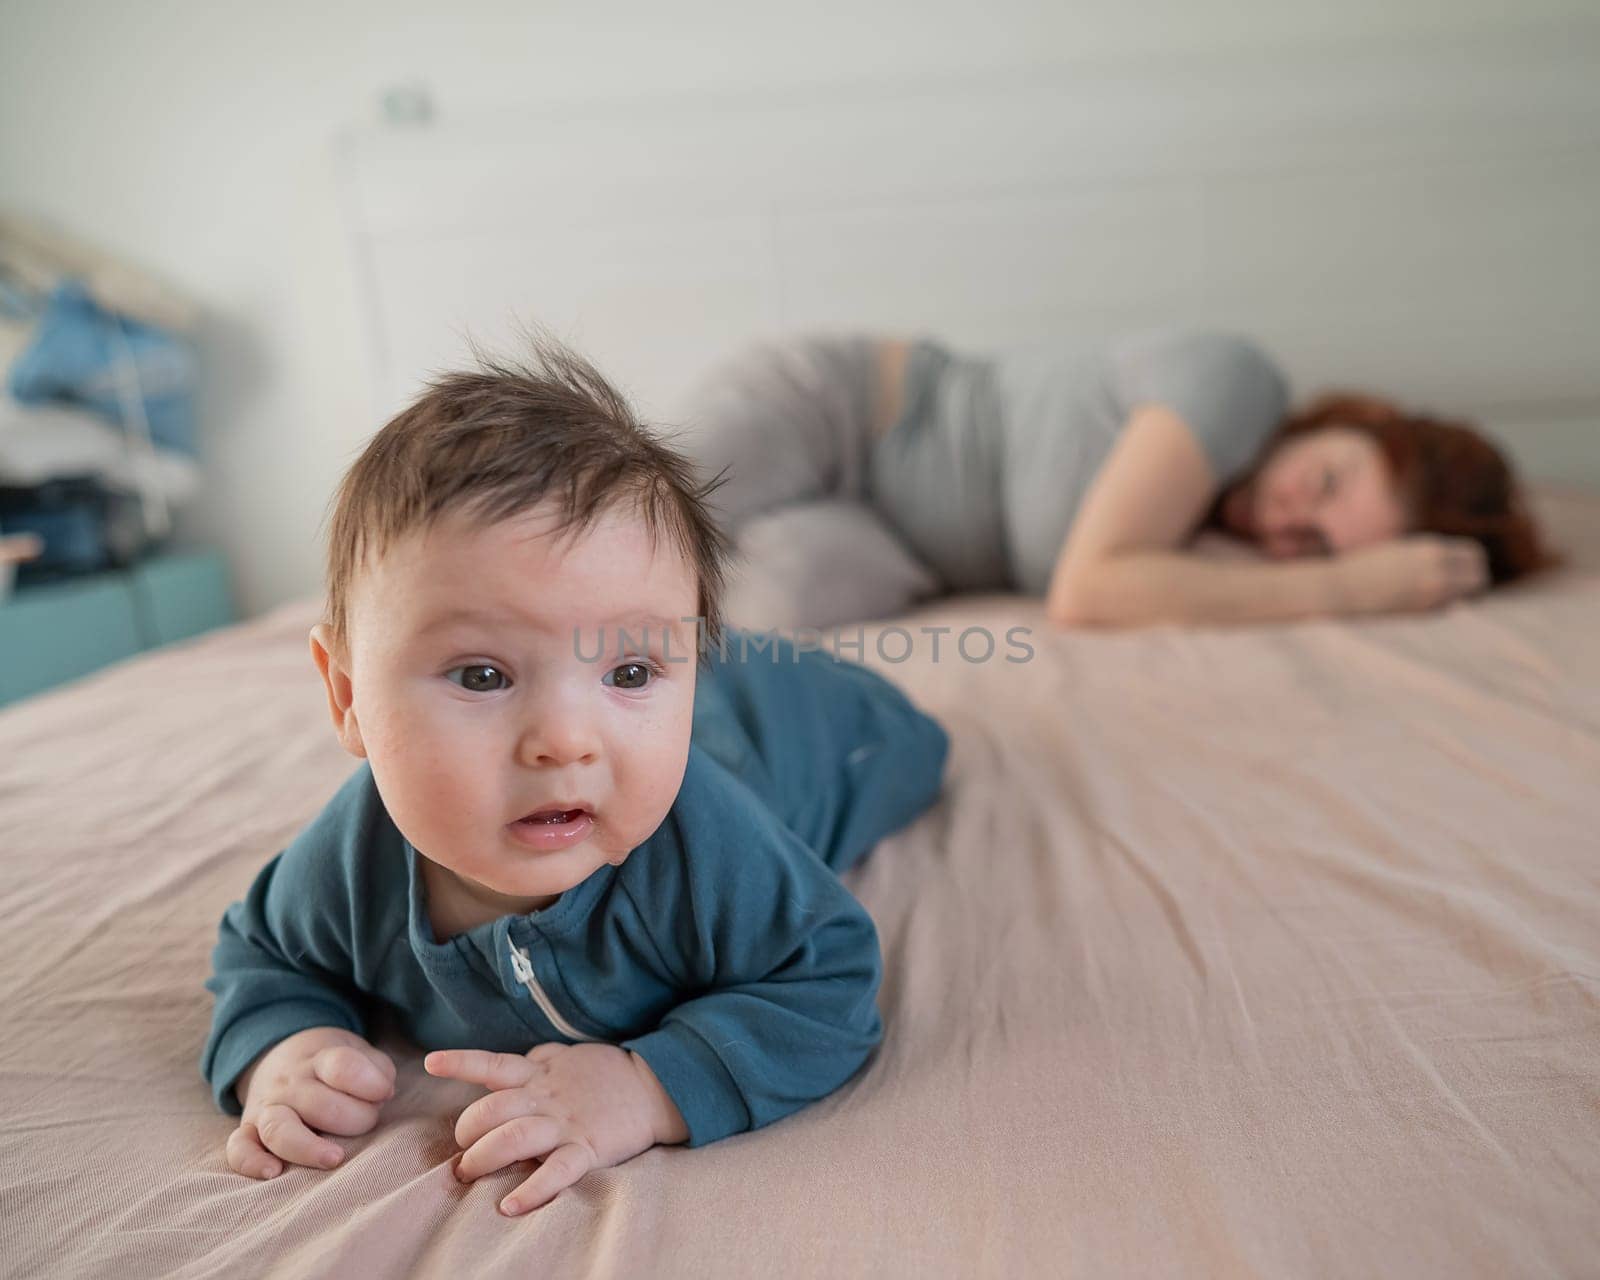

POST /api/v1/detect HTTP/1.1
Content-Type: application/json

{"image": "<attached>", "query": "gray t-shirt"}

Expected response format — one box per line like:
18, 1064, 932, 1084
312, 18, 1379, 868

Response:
867, 329, 1291, 596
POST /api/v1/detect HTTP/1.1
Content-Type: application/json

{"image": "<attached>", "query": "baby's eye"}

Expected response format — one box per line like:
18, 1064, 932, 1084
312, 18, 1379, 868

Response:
445, 664, 509, 693
603, 660, 658, 691
1319, 468, 1338, 499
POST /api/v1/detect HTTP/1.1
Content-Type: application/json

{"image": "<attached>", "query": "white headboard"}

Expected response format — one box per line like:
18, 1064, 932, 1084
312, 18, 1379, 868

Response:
338, 32, 1600, 440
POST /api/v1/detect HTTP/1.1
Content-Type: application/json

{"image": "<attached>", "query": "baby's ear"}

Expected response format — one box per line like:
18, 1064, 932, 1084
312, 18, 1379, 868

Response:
309, 624, 367, 759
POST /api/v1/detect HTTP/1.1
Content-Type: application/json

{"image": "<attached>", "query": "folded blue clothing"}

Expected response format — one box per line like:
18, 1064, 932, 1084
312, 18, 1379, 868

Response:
8, 280, 198, 457
199, 630, 950, 1148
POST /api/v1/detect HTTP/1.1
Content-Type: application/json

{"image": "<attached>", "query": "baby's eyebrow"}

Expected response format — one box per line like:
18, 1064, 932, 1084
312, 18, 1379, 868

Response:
415, 608, 519, 636
416, 609, 689, 642
599, 614, 691, 643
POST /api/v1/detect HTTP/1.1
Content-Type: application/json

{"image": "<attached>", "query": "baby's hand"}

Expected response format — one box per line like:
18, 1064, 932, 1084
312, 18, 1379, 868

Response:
424, 1042, 682, 1216
227, 1026, 397, 1180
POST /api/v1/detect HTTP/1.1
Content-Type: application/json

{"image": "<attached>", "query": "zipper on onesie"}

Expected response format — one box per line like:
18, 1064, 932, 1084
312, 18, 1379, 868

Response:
507, 937, 603, 1043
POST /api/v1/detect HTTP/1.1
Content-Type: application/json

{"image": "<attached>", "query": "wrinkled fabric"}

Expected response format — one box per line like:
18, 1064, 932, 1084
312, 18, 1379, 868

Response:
1, 488, 1597, 1279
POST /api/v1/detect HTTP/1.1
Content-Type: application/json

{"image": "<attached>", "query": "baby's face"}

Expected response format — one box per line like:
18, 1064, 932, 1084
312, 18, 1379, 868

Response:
313, 498, 700, 923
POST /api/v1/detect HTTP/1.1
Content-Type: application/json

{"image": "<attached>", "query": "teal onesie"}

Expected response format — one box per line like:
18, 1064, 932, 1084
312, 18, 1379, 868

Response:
199, 631, 949, 1148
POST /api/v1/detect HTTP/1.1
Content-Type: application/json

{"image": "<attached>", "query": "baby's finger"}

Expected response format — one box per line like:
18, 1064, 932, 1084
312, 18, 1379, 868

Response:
500, 1142, 596, 1217
454, 1087, 549, 1155
293, 1079, 387, 1138
225, 1120, 283, 1180
312, 1044, 395, 1103
364, 1049, 398, 1090
253, 1101, 347, 1171
457, 1114, 566, 1184
424, 1048, 535, 1091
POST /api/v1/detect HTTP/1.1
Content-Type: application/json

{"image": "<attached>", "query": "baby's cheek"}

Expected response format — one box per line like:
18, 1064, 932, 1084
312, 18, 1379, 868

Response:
618, 744, 691, 847
373, 736, 482, 844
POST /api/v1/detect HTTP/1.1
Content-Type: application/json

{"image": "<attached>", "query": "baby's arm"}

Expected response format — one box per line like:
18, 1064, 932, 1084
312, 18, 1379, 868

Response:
617, 776, 886, 1149
200, 769, 399, 1175
203, 854, 368, 1109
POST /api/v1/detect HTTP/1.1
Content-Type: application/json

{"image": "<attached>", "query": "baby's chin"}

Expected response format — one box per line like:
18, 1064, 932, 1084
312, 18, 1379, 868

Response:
418, 808, 656, 903
444, 853, 613, 918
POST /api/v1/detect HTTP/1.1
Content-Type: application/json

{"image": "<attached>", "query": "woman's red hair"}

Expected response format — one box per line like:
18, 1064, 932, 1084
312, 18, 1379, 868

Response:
1269, 392, 1560, 585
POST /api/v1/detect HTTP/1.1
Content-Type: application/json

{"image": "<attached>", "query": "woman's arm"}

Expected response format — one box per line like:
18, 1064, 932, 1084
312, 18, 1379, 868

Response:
1044, 404, 1333, 627
1044, 405, 1483, 628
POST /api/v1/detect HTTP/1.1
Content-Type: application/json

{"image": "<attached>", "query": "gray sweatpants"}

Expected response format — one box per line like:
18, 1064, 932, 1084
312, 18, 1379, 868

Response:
670, 328, 1293, 623
669, 336, 945, 632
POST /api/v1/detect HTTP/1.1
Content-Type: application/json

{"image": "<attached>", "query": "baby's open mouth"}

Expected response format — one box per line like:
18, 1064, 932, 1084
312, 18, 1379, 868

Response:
518, 808, 588, 825
507, 805, 595, 852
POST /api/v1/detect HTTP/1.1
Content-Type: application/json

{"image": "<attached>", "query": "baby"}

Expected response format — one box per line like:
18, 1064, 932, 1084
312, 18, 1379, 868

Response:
199, 338, 949, 1217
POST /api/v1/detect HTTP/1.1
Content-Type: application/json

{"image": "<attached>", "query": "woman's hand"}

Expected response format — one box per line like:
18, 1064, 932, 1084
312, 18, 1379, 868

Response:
227, 1026, 398, 1179
1332, 535, 1490, 615
425, 1043, 687, 1216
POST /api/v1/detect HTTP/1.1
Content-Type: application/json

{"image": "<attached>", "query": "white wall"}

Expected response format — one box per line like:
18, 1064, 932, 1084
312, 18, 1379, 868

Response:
2, 0, 1596, 617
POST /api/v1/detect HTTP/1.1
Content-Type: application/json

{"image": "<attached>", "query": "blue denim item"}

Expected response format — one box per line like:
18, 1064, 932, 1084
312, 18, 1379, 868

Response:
8, 280, 198, 458
0, 475, 145, 581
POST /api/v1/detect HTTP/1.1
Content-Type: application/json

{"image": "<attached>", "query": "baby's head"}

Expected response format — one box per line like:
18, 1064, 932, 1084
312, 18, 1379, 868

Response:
309, 337, 731, 925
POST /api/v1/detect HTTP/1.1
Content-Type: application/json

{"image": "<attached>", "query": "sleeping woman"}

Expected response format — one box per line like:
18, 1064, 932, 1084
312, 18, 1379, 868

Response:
670, 330, 1556, 631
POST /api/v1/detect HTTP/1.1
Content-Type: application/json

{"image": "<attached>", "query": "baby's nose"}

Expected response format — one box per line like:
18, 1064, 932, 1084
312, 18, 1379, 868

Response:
517, 718, 601, 768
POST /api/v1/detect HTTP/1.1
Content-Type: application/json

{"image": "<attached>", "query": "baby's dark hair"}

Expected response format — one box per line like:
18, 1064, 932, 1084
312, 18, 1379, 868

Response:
320, 333, 732, 660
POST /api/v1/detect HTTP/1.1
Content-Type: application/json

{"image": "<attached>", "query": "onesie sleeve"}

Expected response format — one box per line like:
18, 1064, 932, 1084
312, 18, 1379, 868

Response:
1106, 329, 1291, 483
617, 753, 885, 1148
199, 766, 380, 1116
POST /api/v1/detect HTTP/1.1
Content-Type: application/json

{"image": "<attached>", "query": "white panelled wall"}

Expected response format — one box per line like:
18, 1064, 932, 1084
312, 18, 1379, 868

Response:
2, 1, 1597, 617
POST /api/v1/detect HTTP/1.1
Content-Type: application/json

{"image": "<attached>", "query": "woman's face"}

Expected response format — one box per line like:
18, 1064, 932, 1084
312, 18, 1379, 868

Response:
1223, 427, 1409, 559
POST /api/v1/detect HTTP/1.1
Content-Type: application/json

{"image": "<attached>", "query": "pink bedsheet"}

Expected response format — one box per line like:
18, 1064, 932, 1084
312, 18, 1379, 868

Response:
2, 489, 1597, 1279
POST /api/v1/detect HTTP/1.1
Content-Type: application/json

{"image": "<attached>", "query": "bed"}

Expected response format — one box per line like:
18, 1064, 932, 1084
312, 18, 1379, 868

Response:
2, 485, 1597, 1278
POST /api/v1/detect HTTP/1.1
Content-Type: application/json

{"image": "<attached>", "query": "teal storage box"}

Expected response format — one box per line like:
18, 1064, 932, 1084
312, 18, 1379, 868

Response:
0, 575, 143, 704
0, 548, 236, 708
129, 550, 237, 649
